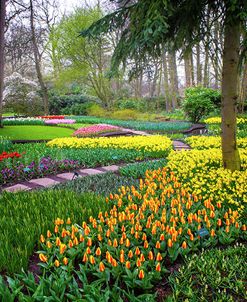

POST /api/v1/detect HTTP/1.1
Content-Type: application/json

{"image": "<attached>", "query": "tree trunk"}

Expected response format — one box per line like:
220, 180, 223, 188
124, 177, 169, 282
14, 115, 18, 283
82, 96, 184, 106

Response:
196, 43, 202, 85
168, 50, 179, 109
163, 51, 171, 111
30, 0, 49, 115
190, 52, 195, 86
239, 63, 247, 113
0, 0, 6, 128
221, 19, 241, 171
184, 55, 191, 87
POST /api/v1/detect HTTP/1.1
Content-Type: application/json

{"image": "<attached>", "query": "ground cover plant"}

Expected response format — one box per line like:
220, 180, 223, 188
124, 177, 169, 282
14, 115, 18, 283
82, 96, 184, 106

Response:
0, 125, 74, 140
167, 244, 247, 301
54, 172, 140, 197
0, 190, 107, 274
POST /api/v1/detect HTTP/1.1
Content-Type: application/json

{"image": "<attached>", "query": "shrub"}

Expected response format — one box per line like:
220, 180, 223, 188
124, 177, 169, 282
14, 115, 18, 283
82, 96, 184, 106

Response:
86, 103, 108, 117
111, 109, 139, 120
182, 86, 219, 123
61, 102, 94, 115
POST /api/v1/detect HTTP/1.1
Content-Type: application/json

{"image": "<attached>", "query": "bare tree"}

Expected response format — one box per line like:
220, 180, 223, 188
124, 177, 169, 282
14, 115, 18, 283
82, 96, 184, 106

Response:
0, 0, 6, 127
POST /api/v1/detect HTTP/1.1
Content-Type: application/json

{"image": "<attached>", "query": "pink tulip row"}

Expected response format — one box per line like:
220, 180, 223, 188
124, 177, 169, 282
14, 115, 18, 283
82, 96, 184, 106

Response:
73, 124, 120, 137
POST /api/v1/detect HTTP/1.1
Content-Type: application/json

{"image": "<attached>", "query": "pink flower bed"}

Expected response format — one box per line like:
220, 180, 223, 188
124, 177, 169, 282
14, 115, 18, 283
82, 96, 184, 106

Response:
73, 124, 120, 137
45, 119, 76, 125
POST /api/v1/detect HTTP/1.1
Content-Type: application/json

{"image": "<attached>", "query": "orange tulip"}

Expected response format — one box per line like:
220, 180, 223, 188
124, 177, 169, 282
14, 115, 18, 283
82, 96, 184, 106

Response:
68, 240, 73, 248
55, 237, 61, 246
120, 253, 125, 263
160, 233, 165, 241
54, 260, 60, 267
140, 254, 145, 262
83, 254, 88, 263
54, 225, 59, 233
86, 247, 91, 254
73, 237, 79, 246
59, 243, 66, 254
144, 240, 149, 249
181, 241, 187, 249
40, 234, 45, 243
99, 262, 105, 272
217, 219, 222, 227
125, 261, 131, 269
156, 241, 161, 249
96, 247, 101, 256
80, 234, 85, 242
63, 257, 68, 265
139, 269, 145, 279
87, 238, 92, 247
111, 259, 118, 267
135, 247, 141, 256
148, 251, 154, 260
241, 224, 246, 231
136, 258, 142, 267
128, 250, 133, 258
46, 241, 52, 248
89, 255, 95, 265
156, 262, 161, 272
210, 229, 215, 237
39, 253, 47, 263
167, 239, 173, 248
235, 222, 239, 228
113, 238, 118, 248
156, 252, 162, 261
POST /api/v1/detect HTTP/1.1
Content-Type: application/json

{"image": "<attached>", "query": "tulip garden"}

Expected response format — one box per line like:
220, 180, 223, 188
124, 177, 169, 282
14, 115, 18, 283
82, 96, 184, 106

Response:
0, 115, 246, 301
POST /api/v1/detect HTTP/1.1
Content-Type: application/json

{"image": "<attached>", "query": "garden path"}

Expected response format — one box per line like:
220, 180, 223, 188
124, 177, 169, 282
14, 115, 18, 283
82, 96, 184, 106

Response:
2, 138, 190, 193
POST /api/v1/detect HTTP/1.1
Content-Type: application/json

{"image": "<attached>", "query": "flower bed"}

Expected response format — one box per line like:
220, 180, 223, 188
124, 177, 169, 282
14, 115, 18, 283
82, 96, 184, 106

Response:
47, 135, 172, 158
45, 119, 76, 125
36, 168, 246, 298
185, 136, 247, 149
167, 149, 247, 212
204, 117, 247, 125
0, 151, 22, 161
3, 117, 45, 125
40, 115, 65, 119
73, 124, 120, 137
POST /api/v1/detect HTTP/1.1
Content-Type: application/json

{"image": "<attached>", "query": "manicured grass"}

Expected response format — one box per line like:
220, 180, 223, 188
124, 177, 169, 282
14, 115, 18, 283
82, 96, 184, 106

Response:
0, 125, 74, 140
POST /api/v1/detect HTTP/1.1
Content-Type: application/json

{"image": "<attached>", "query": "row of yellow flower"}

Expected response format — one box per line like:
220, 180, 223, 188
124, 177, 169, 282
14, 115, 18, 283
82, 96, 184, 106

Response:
47, 135, 172, 154
185, 136, 247, 150
204, 117, 247, 124
38, 168, 246, 286
166, 149, 247, 211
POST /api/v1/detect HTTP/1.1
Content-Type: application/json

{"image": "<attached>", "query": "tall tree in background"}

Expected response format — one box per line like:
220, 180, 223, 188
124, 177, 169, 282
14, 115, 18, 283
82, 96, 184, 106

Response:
82, 0, 246, 171
30, 0, 49, 114
0, 0, 6, 128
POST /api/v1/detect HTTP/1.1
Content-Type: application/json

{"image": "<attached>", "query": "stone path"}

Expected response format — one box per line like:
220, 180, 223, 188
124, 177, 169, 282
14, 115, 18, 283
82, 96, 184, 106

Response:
172, 140, 191, 151
1, 139, 190, 193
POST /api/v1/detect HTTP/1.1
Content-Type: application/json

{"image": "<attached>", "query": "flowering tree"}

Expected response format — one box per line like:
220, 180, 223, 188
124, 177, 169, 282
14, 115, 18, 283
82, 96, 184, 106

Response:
3, 72, 43, 115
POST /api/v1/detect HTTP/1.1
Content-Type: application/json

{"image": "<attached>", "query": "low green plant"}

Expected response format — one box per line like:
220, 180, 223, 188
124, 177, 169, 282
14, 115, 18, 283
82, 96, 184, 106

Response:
182, 86, 219, 123
0, 136, 12, 153
87, 103, 108, 117
167, 244, 247, 301
119, 159, 167, 179
0, 190, 106, 273
54, 172, 139, 196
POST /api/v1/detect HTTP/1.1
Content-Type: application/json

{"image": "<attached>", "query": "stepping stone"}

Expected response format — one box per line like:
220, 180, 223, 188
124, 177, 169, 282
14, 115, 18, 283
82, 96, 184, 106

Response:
29, 177, 60, 187
3, 184, 31, 193
56, 172, 76, 180
100, 165, 120, 172
79, 168, 106, 176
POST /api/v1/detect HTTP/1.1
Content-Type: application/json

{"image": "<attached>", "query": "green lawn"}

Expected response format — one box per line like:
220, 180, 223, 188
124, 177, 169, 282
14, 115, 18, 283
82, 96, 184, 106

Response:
0, 125, 74, 140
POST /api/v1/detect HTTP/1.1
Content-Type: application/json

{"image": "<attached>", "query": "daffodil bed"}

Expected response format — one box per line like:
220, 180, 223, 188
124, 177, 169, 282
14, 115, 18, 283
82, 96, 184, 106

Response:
185, 135, 247, 149
47, 135, 172, 159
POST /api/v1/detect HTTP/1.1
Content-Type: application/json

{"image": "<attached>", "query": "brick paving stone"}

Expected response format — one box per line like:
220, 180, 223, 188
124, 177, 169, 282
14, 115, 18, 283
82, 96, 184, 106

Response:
29, 177, 60, 187
3, 184, 31, 192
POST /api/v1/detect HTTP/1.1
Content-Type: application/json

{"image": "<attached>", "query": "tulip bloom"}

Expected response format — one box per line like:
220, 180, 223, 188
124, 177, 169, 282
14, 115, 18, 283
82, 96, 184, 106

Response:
182, 241, 187, 249
99, 262, 105, 272
39, 253, 47, 263
139, 269, 145, 279
156, 262, 161, 272
63, 257, 68, 265
125, 261, 131, 269
95, 247, 101, 256
54, 260, 60, 267
167, 239, 173, 248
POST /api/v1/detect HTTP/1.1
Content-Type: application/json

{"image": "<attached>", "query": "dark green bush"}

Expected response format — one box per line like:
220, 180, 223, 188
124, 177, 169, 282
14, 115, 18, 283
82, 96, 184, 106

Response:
48, 90, 100, 115
182, 86, 219, 123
